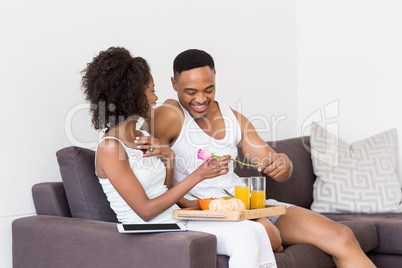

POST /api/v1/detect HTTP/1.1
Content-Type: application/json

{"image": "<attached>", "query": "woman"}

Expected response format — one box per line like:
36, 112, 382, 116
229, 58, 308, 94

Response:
81, 46, 277, 268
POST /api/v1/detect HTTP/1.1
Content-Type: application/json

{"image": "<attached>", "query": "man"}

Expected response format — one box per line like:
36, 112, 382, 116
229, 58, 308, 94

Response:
153, 49, 375, 266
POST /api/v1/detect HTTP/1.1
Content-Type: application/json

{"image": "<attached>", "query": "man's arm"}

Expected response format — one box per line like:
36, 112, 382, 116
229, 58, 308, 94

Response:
153, 99, 183, 147
232, 109, 293, 183
152, 99, 199, 208
152, 100, 181, 190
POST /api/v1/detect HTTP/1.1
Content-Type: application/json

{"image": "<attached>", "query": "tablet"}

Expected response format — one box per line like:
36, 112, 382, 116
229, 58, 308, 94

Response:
116, 222, 187, 233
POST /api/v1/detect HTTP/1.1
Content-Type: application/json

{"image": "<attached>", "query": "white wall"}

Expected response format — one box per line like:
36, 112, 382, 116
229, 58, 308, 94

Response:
5, 1, 402, 266
0, 1, 296, 266
296, 0, 402, 182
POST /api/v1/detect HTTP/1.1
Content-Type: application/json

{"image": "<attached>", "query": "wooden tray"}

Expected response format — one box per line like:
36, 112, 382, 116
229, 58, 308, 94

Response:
173, 205, 287, 221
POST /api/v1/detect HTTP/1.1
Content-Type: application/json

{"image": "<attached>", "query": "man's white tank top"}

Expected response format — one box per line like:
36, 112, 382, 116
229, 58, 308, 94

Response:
171, 97, 242, 200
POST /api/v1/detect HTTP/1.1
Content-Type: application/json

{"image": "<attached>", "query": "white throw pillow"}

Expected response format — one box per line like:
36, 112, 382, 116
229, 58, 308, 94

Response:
310, 123, 402, 213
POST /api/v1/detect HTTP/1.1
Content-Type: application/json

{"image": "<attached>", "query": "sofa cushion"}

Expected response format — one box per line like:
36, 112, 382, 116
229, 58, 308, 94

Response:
336, 220, 378, 253
235, 136, 316, 208
310, 123, 402, 213
273, 244, 335, 268
325, 213, 402, 255
56, 146, 117, 222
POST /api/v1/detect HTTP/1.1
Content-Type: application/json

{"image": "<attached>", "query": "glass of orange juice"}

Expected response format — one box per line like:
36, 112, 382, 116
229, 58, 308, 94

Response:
235, 177, 251, 210
251, 176, 266, 209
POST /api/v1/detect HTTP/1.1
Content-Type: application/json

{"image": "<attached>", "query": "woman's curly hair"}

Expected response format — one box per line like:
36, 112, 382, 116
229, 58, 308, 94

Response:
81, 47, 151, 130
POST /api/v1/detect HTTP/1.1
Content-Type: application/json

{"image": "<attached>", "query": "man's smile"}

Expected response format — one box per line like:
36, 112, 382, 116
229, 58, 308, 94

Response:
191, 103, 208, 113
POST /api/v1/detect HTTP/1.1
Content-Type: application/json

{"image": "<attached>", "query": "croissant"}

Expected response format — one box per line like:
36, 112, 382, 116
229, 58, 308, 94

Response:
209, 198, 226, 211
223, 198, 246, 211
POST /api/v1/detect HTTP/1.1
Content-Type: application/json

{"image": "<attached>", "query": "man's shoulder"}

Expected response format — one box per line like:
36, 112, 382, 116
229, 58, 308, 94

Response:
153, 99, 184, 141
226, 106, 243, 121
155, 99, 184, 120
225, 106, 250, 133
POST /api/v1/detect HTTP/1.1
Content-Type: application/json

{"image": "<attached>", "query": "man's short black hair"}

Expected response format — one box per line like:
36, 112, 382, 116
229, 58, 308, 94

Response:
173, 49, 215, 77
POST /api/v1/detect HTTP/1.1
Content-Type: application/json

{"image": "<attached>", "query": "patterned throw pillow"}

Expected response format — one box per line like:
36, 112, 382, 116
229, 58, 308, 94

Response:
310, 123, 402, 213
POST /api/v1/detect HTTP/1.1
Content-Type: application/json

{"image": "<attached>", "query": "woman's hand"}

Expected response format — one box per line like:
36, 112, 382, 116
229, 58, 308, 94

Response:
194, 155, 231, 180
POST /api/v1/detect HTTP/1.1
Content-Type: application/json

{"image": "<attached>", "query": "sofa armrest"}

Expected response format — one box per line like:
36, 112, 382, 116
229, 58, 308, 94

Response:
13, 215, 217, 268
32, 182, 71, 217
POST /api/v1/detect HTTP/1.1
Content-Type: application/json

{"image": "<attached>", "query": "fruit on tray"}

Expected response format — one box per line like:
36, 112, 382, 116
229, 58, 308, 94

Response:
198, 197, 245, 211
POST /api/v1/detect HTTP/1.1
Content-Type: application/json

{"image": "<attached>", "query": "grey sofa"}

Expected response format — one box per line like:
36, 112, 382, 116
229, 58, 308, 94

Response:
12, 137, 402, 267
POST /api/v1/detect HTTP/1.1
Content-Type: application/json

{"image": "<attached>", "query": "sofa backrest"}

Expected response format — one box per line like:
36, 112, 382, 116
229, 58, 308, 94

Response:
56, 146, 118, 222
235, 136, 316, 209
54, 136, 315, 222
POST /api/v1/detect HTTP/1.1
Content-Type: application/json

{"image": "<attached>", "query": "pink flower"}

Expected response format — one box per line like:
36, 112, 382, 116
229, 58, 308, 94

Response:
197, 149, 259, 168
197, 149, 213, 162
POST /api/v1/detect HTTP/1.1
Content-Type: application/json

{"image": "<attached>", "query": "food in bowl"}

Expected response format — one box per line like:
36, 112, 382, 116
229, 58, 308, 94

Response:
198, 197, 232, 210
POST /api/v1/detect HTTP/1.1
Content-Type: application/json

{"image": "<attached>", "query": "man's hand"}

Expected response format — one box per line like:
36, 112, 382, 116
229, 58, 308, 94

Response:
233, 109, 293, 182
135, 136, 174, 167
258, 153, 292, 180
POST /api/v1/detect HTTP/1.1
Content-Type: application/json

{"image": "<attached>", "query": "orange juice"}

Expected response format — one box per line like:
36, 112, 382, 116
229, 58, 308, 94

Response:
251, 190, 266, 209
235, 186, 250, 209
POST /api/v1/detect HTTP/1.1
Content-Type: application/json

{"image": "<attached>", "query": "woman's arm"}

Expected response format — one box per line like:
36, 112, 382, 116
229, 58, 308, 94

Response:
97, 139, 229, 221
177, 197, 200, 208
141, 137, 175, 189
164, 157, 175, 189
